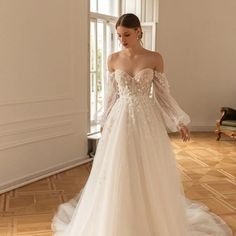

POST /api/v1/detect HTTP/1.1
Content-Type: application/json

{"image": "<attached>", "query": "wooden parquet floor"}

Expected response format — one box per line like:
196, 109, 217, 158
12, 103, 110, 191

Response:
0, 132, 236, 235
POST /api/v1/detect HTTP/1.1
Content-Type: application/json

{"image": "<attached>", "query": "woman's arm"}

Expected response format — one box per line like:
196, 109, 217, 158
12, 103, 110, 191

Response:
100, 55, 119, 132
152, 53, 190, 141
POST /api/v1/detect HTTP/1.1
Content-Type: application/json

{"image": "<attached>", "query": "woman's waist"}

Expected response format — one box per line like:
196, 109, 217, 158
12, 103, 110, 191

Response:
118, 94, 151, 99
117, 94, 153, 105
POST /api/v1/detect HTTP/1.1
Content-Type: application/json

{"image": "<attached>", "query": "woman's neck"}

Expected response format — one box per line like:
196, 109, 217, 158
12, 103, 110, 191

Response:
123, 43, 145, 57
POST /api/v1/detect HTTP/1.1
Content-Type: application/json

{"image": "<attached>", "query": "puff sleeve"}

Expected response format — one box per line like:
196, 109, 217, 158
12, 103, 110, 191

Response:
100, 72, 119, 128
152, 71, 191, 132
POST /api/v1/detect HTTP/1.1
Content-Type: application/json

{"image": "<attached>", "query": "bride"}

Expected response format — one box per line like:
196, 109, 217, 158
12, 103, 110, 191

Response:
52, 13, 233, 235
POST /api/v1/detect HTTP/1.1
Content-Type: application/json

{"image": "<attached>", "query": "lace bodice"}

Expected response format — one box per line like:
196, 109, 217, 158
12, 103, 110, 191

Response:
100, 68, 190, 132
115, 68, 153, 97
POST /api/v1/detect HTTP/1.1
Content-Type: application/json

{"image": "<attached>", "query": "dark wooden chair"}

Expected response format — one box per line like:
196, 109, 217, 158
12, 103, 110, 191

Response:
215, 107, 236, 140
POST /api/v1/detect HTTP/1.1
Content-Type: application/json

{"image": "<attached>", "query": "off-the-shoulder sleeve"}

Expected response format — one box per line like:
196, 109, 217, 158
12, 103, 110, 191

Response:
152, 71, 191, 132
100, 72, 119, 128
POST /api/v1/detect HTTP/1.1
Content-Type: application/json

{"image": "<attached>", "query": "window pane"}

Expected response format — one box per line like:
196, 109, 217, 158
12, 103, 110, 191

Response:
90, 21, 97, 123
142, 25, 153, 50
90, 0, 119, 16
90, 21, 106, 125
90, 22, 96, 72
123, 0, 141, 19
96, 22, 105, 122
90, 0, 97, 12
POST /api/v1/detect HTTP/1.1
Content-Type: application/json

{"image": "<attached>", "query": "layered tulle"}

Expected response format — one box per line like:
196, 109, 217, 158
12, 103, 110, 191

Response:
52, 69, 232, 236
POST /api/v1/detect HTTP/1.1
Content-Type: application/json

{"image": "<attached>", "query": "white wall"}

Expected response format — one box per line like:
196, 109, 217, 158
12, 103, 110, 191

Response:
0, 0, 89, 193
157, 0, 236, 131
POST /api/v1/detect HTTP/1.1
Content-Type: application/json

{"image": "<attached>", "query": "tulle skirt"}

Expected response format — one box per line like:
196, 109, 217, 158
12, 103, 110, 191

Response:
52, 96, 232, 236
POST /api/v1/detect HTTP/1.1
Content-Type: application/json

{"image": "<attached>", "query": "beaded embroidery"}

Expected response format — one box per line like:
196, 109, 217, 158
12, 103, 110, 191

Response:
100, 69, 190, 132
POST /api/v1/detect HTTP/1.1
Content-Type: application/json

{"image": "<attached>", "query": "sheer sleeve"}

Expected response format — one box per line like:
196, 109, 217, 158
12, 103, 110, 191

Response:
100, 72, 119, 128
152, 71, 191, 132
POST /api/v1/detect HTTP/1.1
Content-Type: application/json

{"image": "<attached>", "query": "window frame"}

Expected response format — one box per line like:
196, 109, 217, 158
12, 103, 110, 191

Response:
89, 12, 119, 132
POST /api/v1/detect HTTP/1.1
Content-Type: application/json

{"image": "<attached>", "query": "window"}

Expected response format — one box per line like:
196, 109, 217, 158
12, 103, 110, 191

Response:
90, 0, 120, 16
90, 18, 119, 131
89, 0, 158, 133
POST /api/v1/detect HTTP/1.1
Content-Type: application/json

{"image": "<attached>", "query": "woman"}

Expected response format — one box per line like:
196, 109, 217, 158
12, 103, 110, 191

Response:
52, 13, 232, 235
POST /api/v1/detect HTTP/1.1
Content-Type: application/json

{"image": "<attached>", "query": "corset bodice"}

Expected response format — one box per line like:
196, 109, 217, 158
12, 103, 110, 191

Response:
113, 68, 154, 97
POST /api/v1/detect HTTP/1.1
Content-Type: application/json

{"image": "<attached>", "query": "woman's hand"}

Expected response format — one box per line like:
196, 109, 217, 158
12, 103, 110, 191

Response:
178, 124, 190, 142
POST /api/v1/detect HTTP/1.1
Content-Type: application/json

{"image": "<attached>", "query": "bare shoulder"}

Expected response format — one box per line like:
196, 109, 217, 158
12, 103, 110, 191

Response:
150, 51, 164, 72
107, 52, 120, 72
142, 50, 164, 72
151, 51, 163, 61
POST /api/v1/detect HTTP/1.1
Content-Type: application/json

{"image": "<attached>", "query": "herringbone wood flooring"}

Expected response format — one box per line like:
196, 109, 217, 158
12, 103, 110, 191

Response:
0, 132, 236, 235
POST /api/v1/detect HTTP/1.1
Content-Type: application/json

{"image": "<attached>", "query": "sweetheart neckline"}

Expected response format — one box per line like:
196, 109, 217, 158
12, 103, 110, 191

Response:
112, 68, 154, 78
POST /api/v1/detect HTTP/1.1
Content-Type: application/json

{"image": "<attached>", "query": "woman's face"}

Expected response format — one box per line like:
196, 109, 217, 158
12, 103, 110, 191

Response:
116, 26, 141, 48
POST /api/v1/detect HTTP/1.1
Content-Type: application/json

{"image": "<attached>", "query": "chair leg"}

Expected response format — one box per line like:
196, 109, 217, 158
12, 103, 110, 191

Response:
215, 120, 222, 141
216, 131, 222, 141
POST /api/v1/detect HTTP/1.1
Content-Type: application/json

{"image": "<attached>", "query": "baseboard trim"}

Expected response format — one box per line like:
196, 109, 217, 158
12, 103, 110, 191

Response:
189, 125, 215, 132
0, 156, 93, 194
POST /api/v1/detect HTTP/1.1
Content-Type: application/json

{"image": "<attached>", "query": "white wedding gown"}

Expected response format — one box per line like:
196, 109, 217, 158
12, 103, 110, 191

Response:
52, 68, 232, 236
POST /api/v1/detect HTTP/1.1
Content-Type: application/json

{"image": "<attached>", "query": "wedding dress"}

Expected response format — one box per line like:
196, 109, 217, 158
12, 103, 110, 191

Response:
52, 68, 232, 236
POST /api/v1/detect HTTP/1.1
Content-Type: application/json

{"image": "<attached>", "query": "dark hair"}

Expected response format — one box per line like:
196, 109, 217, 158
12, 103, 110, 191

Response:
116, 13, 143, 39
